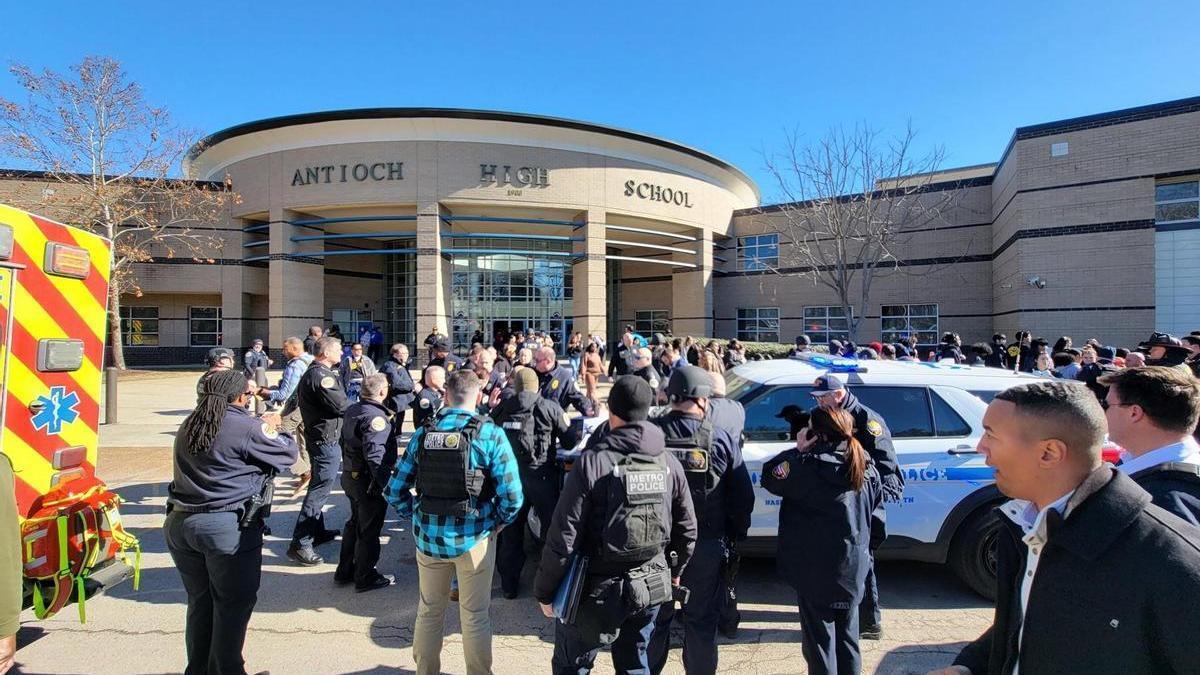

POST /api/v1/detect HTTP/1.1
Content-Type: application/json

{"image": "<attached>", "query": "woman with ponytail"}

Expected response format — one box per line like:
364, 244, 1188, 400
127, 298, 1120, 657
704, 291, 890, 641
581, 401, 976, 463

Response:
164, 369, 298, 675
761, 406, 880, 675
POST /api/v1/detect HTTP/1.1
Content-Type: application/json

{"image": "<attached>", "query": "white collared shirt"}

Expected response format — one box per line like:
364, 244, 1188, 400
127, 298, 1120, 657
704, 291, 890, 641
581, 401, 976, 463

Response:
1117, 437, 1200, 475
999, 490, 1075, 675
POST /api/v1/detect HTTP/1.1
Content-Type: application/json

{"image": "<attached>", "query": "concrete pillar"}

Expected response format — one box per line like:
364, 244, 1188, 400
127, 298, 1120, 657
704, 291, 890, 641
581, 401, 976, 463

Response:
220, 223, 245, 350
671, 229, 713, 338
572, 211, 607, 339
416, 201, 448, 357
268, 207, 325, 349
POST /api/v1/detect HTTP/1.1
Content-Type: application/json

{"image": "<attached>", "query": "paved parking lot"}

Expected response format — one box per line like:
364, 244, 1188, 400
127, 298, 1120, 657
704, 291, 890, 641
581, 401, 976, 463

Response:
13, 371, 992, 674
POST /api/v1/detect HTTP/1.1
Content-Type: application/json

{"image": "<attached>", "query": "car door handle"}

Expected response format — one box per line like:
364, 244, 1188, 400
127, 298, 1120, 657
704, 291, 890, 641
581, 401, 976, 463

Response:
946, 444, 979, 455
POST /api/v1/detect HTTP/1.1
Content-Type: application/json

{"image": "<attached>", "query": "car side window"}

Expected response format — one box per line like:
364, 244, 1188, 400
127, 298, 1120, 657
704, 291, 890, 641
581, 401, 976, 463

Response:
743, 386, 815, 441
851, 386, 935, 438
930, 390, 972, 437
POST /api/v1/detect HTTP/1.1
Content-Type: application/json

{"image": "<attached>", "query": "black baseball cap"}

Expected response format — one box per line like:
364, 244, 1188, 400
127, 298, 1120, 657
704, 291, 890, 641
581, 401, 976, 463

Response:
810, 375, 846, 395
433, 337, 451, 351
609, 375, 654, 422
795, 334, 811, 346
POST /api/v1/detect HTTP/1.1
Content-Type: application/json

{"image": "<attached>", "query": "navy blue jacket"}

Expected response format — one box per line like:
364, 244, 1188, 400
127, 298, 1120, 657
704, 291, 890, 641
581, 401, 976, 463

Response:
538, 364, 594, 416
168, 405, 298, 512
341, 399, 397, 488
653, 411, 754, 541
1131, 463, 1200, 527
841, 392, 903, 502
378, 356, 416, 413
761, 442, 879, 608
298, 361, 349, 444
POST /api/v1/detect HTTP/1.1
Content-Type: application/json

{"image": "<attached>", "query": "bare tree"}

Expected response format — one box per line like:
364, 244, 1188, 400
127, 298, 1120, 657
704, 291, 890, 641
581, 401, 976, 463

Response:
0, 56, 232, 369
761, 123, 974, 343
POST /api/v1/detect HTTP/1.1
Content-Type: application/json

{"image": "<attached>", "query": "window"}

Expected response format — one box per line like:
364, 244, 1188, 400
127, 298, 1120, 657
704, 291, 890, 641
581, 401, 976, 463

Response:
803, 306, 851, 345
1156, 180, 1200, 225
736, 307, 779, 343
881, 304, 938, 347
740, 384, 935, 441
736, 234, 778, 271
930, 390, 972, 437
188, 306, 222, 347
635, 310, 670, 336
119, 306, 158, 346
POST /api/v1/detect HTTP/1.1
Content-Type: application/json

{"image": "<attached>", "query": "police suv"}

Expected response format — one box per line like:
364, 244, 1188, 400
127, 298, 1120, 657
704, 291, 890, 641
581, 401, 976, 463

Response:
728, 353, 1066, 599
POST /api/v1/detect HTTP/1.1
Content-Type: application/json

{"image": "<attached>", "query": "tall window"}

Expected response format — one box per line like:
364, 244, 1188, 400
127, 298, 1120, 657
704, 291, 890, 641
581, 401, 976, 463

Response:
635, 310, 670, 336
1156, 180, 1200, 225
736, 234, 778, 271
120, 306, 159, 346
189, 306, 222, 347
881, 303, 939, 346
802, 306, 851, 345
736, 307, 780, 343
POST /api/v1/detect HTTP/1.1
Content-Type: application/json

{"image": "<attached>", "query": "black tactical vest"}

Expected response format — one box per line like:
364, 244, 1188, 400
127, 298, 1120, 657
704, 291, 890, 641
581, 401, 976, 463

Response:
415, 414, 489, 516
592, 450, 671, 565
664, 417, 720, 527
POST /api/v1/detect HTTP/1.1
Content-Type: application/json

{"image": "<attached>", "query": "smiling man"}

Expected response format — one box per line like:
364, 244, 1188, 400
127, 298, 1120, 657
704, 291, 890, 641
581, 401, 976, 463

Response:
930, 380, 1200, 675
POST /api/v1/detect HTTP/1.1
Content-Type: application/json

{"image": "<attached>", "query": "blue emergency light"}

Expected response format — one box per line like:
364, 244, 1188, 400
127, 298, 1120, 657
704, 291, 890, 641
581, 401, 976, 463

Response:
789, 352, 867, 373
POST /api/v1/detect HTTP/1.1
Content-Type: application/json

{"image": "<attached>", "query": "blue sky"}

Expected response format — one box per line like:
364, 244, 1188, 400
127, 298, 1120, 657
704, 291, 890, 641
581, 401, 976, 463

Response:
1, 1, 1196, 202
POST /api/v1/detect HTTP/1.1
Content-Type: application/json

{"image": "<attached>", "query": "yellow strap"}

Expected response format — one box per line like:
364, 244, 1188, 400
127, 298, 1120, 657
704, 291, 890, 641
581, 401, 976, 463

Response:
32, 580, 45, 618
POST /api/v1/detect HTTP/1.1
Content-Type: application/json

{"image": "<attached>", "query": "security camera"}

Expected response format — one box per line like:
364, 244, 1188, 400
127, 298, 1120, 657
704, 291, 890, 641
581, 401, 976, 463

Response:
1027, 276, 1046, 289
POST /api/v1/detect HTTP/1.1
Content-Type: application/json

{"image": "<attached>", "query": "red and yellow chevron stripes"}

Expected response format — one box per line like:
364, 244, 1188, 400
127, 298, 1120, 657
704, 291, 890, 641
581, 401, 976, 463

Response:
0, 204, 112, 518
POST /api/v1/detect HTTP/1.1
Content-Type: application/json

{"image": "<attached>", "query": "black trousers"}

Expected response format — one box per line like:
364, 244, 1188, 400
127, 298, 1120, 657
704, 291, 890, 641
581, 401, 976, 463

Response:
292, 439, 341, 548
336, 470, 388, 584
497, 464, 560, 594
647, 537, 724, 675
553, 603, 661, 674
859, 499, 887, 628
164, 510, 263, 675
797, 596, 861, 675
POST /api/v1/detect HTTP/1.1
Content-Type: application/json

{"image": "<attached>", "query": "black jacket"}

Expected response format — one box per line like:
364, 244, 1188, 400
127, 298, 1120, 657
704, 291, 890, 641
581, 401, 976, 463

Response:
490, 391, 570, 472
533, 421, 697, 603
378, 357, 416, 413
539, 365, 594, 416
412, 388, 443, 428
953, 467, 1200, 675
297, 361, 349, 444
841, 392, 903, 502
168, 405, 298, 512
1076, 361, 1119, 402
340, 399, 396, 488
1131, 462, 1200, 527
303, 335, 318, 355
652, 411, 755, 541
761, 441, 879, 608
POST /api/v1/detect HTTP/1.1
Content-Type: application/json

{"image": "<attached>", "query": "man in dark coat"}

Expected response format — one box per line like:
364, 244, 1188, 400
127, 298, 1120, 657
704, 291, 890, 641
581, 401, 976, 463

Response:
377, 343, 416, 429
930, 380, 1200, 675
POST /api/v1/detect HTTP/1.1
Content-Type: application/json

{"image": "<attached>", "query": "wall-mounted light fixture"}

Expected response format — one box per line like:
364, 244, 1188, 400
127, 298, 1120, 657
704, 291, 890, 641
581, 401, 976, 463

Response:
1027, 276, 1047, 289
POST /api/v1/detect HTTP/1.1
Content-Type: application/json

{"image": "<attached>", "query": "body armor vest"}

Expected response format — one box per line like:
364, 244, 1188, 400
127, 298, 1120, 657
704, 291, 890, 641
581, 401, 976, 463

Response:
664, 417, 719, 527
416, 414, 489, 516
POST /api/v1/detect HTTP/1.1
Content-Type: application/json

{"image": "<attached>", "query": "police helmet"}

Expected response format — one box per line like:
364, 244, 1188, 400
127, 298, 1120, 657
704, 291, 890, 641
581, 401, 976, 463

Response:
666, 365, 713, 403
205, 347, 235, 367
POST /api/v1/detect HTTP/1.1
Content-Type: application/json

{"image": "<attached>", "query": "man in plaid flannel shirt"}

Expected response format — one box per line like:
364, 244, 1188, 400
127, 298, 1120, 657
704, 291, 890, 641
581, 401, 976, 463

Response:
385, 369, 523, 675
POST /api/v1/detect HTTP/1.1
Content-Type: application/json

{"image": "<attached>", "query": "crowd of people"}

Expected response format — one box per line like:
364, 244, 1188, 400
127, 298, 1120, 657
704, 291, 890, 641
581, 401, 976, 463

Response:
171, 321, 1200, 675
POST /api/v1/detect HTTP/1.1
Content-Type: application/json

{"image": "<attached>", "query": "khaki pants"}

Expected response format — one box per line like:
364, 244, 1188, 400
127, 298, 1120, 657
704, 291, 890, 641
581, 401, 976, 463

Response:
413, 535, 496, 675
280, 405, 309, 475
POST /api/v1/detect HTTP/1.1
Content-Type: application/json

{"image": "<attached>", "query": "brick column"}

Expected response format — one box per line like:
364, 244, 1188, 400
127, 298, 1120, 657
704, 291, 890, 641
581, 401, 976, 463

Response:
268, 207, 325, 349
572, 211, 607, 339
671, 229, 713, 338
416, 201, 448, 362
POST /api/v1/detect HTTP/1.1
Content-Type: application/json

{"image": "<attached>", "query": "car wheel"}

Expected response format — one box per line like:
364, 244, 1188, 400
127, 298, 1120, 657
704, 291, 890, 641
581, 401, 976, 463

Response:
949, 505, 1001, 601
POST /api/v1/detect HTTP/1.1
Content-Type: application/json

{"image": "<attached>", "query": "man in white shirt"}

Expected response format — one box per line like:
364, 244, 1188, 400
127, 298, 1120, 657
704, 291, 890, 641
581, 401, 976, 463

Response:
929, 379, 1200, 675
1099, 366, 1200, 525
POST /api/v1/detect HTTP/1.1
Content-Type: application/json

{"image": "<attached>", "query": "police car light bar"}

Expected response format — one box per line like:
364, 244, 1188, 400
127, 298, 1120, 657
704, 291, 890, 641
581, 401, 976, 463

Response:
789, 352, 867, 373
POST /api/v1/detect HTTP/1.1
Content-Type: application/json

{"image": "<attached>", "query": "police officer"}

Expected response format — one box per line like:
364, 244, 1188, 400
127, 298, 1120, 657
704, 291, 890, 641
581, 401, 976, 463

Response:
196, 347, 235, 400
534, 376, 698, 674
425, 337, 465, 379
704, 368, 747, 639
472, 347, 506, 413
533, 346, 596, 417
243, 338, 272, 380
648, 366, 755, 675
413, 365, 446, 429
630, 347, 661, 390
165, 370, 298, 674
335, 373, 396, 592
809, 374, 902, 640
491, 367, 571, 599
289, 336, 349, 566
378, 343, 416, 429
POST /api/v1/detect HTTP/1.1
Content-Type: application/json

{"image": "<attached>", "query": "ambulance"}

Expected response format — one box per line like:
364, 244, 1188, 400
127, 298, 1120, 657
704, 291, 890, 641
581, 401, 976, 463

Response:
0, 204, 139, 621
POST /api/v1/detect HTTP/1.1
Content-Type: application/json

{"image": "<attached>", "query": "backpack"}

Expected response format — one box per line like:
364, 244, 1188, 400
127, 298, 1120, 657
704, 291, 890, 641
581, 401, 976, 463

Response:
594, 450, 670, 563
21, 476, 141, 621
499, 406, 540, 466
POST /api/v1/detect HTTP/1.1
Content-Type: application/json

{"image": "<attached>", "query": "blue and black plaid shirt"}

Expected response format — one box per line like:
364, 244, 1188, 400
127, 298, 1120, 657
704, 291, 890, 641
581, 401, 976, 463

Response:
384, 406, 524, 559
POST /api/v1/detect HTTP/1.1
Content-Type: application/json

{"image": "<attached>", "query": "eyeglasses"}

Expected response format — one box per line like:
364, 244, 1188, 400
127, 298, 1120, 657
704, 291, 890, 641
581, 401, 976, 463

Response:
1100, 400, 1130, 411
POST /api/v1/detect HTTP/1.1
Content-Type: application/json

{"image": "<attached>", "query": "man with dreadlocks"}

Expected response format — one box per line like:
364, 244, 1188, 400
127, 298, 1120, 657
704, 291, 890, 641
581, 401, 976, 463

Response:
164, 369, 298, 675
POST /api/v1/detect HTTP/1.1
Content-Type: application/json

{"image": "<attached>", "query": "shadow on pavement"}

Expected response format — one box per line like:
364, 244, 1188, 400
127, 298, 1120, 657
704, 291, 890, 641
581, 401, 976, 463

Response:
876, 640, 973, 674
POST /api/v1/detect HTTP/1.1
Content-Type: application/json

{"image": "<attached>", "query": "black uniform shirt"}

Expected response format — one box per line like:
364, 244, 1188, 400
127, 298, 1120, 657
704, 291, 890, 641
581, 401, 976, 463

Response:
298, 361, 349, 444
538, 365, 594, 416
341, 398, 396, 486
653, 411, 755, 541
168, 405, 298, 512
413, 387, 444, 428
378, 357, 416, 413
840, 392, 903, 501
